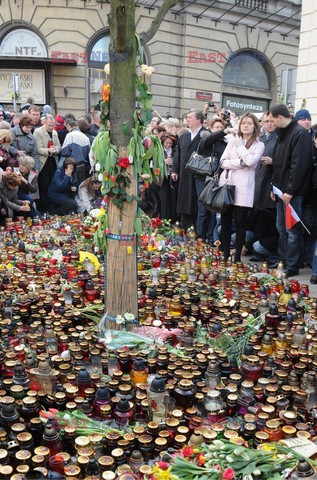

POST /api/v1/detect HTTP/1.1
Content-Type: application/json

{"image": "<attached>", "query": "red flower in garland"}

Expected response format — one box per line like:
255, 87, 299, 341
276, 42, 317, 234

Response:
157, 461, 169, 470
102, 83, 110, 102
140, 234, 149, 243
118, 157, 130, 169
222, 468, 235, 480
196, 453, 206, 466
182, 446, 194, 458
151, 218, 163, 229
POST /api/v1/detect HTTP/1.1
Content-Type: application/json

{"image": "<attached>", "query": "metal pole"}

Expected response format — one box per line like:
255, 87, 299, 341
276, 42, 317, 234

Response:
12, 74, 17, 111
12, 74, 20, 111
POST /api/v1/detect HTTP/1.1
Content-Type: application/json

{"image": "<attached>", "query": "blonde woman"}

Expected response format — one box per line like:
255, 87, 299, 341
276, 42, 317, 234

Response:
161, 118, 180, 137
0, 129, 13, 174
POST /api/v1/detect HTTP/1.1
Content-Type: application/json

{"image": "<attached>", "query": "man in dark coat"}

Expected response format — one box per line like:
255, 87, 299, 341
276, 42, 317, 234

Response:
269, 104, 312, 277
303, 133, 317, 283
254, 112, 278, 210
294, 108, 316, 143
171, 110, 206, 229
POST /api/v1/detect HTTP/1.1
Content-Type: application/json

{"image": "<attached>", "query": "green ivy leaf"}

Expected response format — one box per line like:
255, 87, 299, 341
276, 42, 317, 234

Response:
100, 101, 108, 110
134, 216, 142, 236
139, 108, 153, 126
112, 196, 123, 209
121, 121, 130, 136
126, 195, 136, 203
112, 187, 120, 195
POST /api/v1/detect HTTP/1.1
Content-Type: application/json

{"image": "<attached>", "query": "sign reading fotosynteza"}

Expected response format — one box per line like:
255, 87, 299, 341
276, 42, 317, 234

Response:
222, 95, 269, 115
0, 29, 48, 57
0, 69, 45, 103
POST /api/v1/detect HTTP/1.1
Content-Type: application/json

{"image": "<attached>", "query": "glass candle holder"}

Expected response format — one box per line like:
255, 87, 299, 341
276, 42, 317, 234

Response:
49, 455, 64, 475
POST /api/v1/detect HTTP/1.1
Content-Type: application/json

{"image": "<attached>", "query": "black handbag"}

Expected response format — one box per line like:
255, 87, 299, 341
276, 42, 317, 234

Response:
199, 169, 235, 214
185, 145, 219, 177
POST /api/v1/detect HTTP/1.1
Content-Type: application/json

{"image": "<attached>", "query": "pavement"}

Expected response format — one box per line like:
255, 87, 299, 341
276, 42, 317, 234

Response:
241, 256, 317, 298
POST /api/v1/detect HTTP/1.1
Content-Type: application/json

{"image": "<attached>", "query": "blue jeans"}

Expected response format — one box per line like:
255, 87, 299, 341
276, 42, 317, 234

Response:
276, 196, 303, 271
231, 230, 255, 247
195, 177, 216, 242
18, 193, 42, 218
214, 214, 221, 241
253, 241, 278, 264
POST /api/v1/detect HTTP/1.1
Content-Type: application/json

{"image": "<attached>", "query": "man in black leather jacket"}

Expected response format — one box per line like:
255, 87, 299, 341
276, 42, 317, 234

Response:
269, 104, 312, 277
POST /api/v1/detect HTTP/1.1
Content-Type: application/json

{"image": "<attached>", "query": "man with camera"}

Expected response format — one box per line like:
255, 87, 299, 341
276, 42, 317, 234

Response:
203, 102, 234, 128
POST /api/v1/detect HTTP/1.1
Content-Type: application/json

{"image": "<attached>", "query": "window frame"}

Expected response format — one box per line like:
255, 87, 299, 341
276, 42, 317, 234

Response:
223, 51, 270, 92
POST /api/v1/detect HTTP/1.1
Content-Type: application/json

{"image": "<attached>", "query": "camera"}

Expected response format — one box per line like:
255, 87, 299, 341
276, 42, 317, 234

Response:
208, 102, 215, 107
223, 110, 230, 119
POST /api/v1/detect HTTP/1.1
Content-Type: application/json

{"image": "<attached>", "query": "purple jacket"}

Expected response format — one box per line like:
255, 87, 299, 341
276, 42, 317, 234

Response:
219, 137, 264, 208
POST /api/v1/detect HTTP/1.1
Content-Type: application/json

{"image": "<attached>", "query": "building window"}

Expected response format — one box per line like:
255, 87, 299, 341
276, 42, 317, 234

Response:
223, 52, 270, 91
235, 0, 268, 12
280, 68, 297, 108
89, 35, 110, 69
88, 33, 110, 110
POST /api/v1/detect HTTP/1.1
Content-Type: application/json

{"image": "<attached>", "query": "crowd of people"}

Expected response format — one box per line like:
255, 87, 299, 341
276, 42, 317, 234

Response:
141, 103, 317, 283
0, 100, 316, 282
0, 102, 102, 218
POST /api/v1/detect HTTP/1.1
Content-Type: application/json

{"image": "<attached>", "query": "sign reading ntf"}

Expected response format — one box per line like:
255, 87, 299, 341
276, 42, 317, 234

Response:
15, 46, 39, 56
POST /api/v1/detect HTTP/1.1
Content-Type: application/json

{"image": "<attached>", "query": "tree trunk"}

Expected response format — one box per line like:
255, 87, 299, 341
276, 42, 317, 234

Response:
106, 0, 137, 319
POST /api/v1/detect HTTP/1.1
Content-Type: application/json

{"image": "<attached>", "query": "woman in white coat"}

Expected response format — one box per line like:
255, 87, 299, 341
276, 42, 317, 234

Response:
75, 176, 102, 214
219, 113, 265, 263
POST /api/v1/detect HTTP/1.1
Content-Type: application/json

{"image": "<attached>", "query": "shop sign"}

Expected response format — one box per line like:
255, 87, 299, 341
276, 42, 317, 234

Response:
196, 91, 213, 101
222, 95, 268, 115
0, 69, 46, 103
0, 29, 48, 57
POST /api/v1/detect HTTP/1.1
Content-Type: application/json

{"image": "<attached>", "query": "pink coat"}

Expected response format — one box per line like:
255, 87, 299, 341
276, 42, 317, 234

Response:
219, 137, 265, 208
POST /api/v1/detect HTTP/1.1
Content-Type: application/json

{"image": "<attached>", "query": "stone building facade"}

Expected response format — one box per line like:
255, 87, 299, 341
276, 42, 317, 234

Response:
0, 0, 301, 118
296, 0, 317, 118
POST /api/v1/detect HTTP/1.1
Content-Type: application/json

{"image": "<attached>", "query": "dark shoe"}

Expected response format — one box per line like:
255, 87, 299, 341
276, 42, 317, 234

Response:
285, 269, 299, 277
249, 257, 260, 262
310, 275, 317, 284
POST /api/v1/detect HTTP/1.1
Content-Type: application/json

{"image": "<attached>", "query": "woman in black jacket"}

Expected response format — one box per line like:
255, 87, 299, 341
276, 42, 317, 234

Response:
160, 134, 178, 221
195, 117, 229, 244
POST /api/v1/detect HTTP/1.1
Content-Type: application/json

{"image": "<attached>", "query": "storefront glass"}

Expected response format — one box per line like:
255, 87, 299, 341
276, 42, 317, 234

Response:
88, 34, 110, 110
223, 52, 270, 90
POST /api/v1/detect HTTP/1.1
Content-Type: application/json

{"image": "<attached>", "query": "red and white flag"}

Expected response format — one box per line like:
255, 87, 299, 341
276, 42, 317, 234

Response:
285, 204, 300, 229
272, 185, 310, 234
